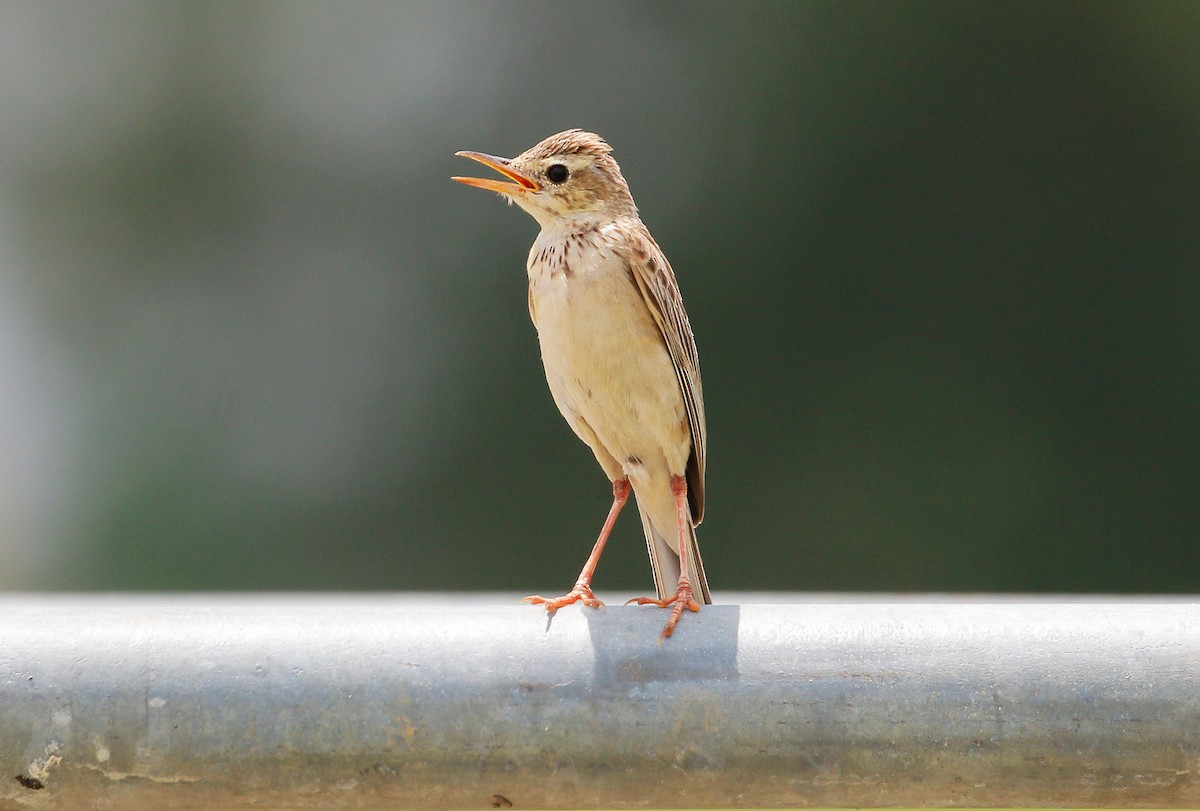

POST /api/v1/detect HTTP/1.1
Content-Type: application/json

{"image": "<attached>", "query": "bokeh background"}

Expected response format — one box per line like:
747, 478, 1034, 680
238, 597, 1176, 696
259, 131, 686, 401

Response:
1, 1, 1197, 593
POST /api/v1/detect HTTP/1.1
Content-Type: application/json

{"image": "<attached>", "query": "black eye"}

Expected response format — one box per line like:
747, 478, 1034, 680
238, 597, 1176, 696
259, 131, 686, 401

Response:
546, 164, 569, 184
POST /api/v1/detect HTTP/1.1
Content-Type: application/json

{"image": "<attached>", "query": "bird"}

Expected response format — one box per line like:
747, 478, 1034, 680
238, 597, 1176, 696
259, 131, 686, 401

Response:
452, 129, 709, 639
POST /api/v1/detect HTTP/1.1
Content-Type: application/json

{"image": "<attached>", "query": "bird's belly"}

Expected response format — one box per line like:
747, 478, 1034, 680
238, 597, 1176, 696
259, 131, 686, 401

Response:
530, 259, 689, 475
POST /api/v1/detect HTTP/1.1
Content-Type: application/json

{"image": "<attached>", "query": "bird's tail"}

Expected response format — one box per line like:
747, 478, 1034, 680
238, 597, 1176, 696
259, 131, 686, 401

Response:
639, 507, 712, 605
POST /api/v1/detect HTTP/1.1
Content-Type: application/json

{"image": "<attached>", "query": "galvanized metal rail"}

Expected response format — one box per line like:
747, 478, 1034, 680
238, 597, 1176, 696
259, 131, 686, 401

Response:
1, 594, 1198, 809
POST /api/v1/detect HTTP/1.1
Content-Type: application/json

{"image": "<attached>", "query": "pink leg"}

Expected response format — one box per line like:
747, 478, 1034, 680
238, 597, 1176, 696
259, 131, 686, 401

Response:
625, 475, 701, 639
523, 479, 630, 614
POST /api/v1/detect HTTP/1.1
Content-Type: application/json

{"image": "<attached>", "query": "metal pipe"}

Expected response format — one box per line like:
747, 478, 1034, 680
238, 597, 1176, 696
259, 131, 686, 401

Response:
2, 595, 1198, 808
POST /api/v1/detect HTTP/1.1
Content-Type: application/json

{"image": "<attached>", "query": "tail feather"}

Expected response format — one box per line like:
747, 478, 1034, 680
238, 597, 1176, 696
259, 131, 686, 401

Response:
638, 506, 712, 605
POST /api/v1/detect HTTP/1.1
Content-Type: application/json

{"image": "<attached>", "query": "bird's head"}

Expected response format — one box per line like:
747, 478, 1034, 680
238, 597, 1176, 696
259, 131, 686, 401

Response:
453, 129, 636, 229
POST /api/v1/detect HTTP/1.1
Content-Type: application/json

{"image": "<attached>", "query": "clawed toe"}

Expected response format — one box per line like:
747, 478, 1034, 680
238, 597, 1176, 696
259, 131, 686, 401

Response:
626, 584, 701, 639
522, 585, 604, 614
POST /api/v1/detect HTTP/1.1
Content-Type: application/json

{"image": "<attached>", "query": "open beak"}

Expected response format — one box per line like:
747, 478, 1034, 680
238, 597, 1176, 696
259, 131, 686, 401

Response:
452, 151, 540, 196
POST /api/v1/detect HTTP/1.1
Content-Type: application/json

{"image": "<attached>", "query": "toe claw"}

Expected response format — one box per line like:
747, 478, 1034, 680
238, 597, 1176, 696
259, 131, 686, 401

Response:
628, 582, 701, 639
521, 586, 603, 614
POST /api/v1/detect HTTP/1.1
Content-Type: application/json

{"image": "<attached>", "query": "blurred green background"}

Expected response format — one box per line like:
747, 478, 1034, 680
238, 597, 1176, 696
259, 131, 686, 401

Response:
0, 1, 1196, 593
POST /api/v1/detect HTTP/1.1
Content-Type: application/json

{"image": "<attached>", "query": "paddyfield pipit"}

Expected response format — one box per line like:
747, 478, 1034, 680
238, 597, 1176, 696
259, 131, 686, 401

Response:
453, 129, 709, 638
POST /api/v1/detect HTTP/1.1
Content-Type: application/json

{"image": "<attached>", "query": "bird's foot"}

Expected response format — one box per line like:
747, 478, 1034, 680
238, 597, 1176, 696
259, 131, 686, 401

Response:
522, 583, 604, 615
626, 582, 701, 639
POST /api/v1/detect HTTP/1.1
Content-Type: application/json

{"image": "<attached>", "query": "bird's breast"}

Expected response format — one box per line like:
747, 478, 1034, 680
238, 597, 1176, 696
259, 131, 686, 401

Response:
527, 230, 658, 374
526, 228, 689, 474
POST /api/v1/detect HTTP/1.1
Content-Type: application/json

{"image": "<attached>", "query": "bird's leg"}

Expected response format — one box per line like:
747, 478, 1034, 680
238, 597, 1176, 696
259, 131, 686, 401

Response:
626, 475, 701, 639
523, 478, 630, 614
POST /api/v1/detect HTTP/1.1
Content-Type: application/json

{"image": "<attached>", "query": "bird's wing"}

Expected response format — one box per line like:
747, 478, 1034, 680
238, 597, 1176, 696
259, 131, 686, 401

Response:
627, 229, 706, 524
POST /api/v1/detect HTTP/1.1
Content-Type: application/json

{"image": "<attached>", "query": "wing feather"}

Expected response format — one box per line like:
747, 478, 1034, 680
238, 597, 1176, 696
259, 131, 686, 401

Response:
625, 228, 707, 524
